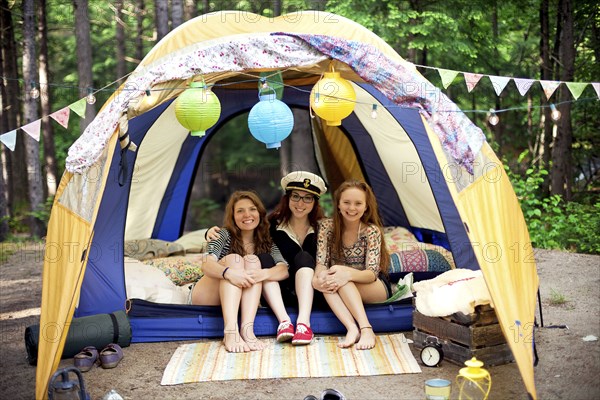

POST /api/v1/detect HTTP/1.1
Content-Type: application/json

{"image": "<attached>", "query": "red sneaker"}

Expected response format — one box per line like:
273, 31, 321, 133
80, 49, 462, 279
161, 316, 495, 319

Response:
292, 323, 314, 345
276, 320, 294, 342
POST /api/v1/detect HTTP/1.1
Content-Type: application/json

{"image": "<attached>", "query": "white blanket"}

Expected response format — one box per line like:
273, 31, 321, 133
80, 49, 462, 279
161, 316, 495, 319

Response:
413, 269, 492, 317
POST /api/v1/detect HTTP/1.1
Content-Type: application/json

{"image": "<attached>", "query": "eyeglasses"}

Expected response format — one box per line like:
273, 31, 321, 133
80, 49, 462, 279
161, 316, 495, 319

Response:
290, 193, 315, 203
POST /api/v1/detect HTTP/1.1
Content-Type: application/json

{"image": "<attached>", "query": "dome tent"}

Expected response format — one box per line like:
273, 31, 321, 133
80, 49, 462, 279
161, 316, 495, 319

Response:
37, 11, 539, 399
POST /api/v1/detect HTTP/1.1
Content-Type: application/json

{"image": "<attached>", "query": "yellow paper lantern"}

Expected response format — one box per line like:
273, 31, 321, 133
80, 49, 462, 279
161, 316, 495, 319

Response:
175, 81, 221, 137
310, 65, 356, 126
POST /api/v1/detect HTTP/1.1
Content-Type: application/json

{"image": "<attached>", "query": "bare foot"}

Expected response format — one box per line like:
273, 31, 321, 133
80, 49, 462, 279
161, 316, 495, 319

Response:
240, 331, 265, 351
337, 325, 360, 348
355, 326, 376, 350
223, 330, 250, 353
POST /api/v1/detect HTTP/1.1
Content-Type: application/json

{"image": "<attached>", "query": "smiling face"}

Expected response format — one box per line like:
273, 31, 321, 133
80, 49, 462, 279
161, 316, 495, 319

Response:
233, 198, 260, 232
288, 190, 315, 221
338, 187, 367, 224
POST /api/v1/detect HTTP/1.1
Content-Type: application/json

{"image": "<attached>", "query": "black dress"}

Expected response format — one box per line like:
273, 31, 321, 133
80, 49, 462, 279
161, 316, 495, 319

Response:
269, 220, 327, 309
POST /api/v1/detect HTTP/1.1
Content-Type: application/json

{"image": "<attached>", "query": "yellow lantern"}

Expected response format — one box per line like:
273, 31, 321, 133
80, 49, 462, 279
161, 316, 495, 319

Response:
456, 357, 492, 400
310, 64, 356, 126
174, 81, 221, 137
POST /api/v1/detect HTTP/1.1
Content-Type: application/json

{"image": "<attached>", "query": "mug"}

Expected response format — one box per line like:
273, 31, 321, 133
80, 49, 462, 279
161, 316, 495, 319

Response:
425, 378, 451, 400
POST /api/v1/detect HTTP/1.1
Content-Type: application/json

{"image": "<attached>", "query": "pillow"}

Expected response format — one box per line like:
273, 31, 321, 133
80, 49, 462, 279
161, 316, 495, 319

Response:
174, 229, 209, 253
124, 239, 185, 261
124, 257, 189, 304
389, 249, 453, 274
142, 254, 204, 286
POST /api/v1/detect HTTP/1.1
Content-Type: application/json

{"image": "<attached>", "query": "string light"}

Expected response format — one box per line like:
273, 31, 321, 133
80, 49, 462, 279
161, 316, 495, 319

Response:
86, 88, 96, 105
371, 104, 378, 119
29, 82, 40, 99
550, 104, 561, 121
488, 109, 499, 126
145, 89, 151, 96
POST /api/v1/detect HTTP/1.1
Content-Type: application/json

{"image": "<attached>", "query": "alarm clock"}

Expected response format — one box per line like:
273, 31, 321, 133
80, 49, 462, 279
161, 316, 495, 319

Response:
420, 335, 444, 367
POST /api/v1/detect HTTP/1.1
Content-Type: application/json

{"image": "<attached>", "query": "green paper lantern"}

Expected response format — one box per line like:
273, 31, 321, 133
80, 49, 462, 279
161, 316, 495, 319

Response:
175, 81, 221, 137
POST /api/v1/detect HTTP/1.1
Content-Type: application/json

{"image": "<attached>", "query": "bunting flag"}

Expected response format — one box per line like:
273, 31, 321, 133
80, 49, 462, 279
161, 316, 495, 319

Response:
564, 82, 588, 100
21, 120, 41, 141
488, 75, 511, 96
438, 68, 460, 89
464, 73, 483, 93
50, 107, 71, 128
592, 82, 600, 99
69, 98, 87, 118
513, 78, 536, 96
539, 80, 561, 100
0, 130, 17, 151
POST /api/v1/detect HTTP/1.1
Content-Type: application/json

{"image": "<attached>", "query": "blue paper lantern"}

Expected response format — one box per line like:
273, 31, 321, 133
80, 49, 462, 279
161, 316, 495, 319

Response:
248, 90, 294, 149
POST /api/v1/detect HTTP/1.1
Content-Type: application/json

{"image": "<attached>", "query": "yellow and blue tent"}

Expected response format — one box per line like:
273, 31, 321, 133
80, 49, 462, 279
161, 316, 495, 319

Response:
37, 11, 539, 399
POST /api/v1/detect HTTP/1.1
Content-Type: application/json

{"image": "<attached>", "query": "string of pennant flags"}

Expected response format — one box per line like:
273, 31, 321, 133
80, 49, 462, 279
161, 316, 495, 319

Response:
417, 64, 600, 100
1, 67, 599, 152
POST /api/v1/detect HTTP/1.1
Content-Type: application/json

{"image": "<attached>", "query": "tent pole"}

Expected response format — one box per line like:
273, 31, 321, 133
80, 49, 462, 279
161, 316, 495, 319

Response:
537, 288, 544, 327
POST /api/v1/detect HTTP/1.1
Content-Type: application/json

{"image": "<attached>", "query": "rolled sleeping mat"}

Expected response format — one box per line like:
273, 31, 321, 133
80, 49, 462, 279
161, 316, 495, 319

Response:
25, 310, 131, 366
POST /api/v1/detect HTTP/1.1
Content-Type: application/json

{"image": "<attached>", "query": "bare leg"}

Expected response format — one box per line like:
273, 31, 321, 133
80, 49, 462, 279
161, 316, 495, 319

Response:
262, 281, 291, 324
239, 255, 264, 351
219, 254, 249, 353
323, 289, 360, 348
295, 268, 315, 326
220, 280, 249, 352
338, 280, 387, 350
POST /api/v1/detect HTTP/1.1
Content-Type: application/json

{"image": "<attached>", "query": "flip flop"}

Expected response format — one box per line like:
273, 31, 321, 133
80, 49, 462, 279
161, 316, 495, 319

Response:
73, 346, 99, 372
99, 343, 124, 369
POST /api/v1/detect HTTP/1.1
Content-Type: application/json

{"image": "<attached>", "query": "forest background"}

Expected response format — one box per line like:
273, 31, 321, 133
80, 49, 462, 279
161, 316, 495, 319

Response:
0, 0, 598, 255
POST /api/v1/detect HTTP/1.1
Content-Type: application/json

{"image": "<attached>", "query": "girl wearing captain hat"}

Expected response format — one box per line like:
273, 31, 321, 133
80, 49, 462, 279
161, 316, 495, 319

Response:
206, 171, 327, 345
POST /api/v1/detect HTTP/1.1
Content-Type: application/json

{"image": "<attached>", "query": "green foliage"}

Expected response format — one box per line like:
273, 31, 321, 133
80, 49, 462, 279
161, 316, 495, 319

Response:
506, 154, 599, 254
187, 198, 221, 229
549, 288, 567, 306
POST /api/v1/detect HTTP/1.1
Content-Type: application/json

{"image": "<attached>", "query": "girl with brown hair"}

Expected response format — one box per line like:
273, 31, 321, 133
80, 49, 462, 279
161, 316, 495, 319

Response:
190, 191, 288, 352
314, 179, 391, 350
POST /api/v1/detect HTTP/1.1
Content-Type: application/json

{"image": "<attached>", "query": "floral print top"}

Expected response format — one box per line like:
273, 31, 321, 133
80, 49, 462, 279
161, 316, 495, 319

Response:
316, 218, 382, 275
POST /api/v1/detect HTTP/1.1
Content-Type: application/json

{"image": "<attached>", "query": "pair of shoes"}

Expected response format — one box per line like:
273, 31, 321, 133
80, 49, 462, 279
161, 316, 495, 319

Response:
73, 344, 124, 372
99, 343, 124, 369
276, 320, 294, 342
74, 346, 99, 372
292, 323, 314, 345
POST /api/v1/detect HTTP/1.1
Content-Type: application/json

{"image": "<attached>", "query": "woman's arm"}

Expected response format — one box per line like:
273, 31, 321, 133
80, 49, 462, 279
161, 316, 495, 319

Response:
313, 219, 333, 292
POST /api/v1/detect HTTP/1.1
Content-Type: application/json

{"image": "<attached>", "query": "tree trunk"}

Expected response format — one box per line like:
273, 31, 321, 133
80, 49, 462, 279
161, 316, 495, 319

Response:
135, 0, 145, 63
155, 0, 169, 41
37, 0, 59, 196
184, 0, 197, 21
22, 0, 45, 237
115, 0, 127, 79
539, 0, 552, 195
551, 0, 575, 200
73, 0, 95, 132
273, 0, 282, 17
1, 0, 29, 214
171, 0, 183, 28
0, 8, 9, 240
490, 0, 503, 154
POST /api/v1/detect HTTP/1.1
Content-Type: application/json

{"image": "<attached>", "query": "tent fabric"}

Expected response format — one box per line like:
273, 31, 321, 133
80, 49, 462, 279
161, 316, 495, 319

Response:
37, 11, 539, 400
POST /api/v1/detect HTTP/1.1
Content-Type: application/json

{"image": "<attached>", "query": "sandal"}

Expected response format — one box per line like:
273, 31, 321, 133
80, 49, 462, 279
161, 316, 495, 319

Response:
73, 346, 99, 372
99, 343, 124, 369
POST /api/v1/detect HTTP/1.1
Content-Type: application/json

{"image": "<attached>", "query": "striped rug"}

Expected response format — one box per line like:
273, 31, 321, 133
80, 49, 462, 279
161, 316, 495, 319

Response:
161, 333, 421, 385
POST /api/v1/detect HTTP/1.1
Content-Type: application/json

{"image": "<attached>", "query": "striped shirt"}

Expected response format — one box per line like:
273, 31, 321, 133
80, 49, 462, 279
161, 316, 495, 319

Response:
208, 228, 287, 265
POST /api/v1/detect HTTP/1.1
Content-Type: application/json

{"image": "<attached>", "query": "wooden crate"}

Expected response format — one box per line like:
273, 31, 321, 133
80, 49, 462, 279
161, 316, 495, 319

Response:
412, 305, 514, 366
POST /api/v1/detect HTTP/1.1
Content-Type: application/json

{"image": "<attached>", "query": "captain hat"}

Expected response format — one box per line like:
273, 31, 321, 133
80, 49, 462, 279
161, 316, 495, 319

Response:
281, 171, 327, 198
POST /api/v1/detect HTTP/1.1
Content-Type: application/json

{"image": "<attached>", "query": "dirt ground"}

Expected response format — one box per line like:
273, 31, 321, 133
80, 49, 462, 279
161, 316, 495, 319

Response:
1, 243, 598, 400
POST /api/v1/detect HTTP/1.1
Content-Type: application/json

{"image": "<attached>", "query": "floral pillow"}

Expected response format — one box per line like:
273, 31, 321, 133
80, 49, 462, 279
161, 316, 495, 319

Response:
142, 254, 204, 286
